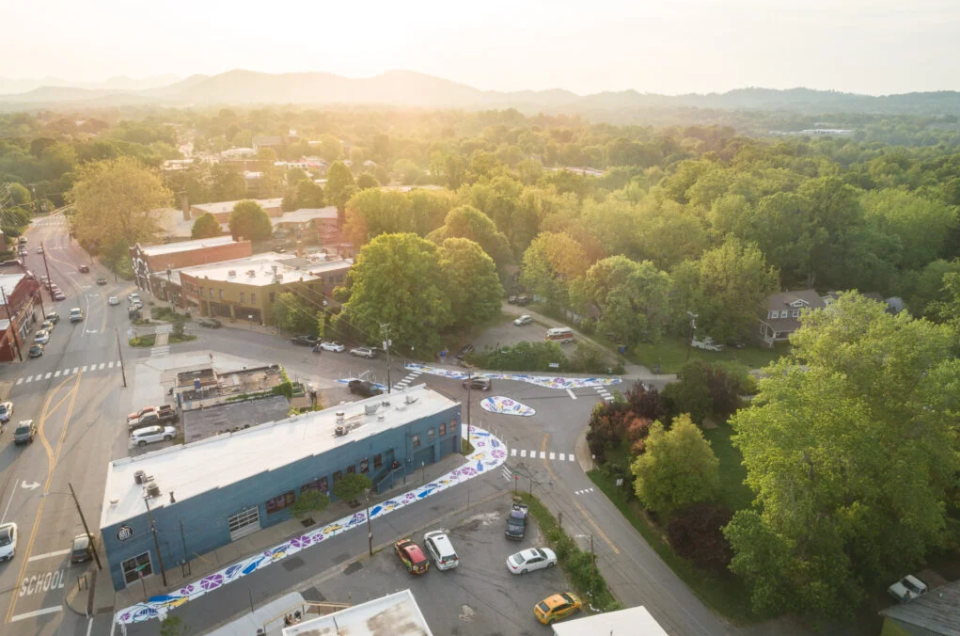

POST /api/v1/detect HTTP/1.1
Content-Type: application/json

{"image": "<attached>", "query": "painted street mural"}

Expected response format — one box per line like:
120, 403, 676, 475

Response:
480, 396, 536, 417
114, 426, 506, 625
405, 363, 622, 390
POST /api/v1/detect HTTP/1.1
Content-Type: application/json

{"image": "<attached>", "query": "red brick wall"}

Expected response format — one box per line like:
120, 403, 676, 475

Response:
146, 241, 252, 272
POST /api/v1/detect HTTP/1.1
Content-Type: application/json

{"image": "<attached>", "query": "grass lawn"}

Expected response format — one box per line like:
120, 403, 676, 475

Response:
630, 337, 789, 373
169, 334, 197, 344
129, 334, 156, 347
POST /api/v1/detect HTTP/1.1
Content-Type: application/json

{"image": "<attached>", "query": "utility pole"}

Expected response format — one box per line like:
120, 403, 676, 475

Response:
68, 483, 102, 570
40, 240, 53, 299
380, 323, 392, 393
590, 535, 595, 591
0, 285, 23, 362
143, 495, 168, 587
115, 328, 127, 388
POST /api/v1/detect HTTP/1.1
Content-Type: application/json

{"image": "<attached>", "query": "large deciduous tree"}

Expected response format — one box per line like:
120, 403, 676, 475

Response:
725, 293, 960, 619
191, 213, 222, 239
630, 414, 721, 514
70, 156, 173, 249
520, 232, 589, 308
325, 161, 356, 214
228, 200, 273, 241
427, 205, 513, 272
438, 238, 504, 328
861, 188, 958, 271
335, 233, 452, 354
573, 255, 672, 344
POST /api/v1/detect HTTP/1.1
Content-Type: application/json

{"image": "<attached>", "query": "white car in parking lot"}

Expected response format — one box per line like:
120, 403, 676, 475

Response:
423, 530, 459, 570
130, 425, 176, 448
514, 315, 533, 326
318, 341, 345, 352
350, 347, 375, 359
506, 547, 557, 574
108, 296, 119, 306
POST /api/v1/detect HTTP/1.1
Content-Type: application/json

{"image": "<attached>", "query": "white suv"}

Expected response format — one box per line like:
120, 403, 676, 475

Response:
130, 425, 176, 448
350, 347, 375, 359
423, 530, 459, 570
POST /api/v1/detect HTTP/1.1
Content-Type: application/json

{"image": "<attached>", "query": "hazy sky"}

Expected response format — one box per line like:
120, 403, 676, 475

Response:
4, 0, 959, 95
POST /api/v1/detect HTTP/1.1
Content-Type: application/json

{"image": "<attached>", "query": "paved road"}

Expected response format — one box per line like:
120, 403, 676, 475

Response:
0, 215, 139, 636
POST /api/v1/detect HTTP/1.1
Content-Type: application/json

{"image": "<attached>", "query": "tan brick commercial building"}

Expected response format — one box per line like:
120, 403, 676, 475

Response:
130, 237, 252, 302
178, 253, 350, 325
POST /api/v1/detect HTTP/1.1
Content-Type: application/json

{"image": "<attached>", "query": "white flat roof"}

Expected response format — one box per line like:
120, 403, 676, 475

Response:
0, 273, 26, 300
192, 198, 283, 215
138, 236, 238, 258
551, 606, 668, 636
101, 384, 456, 528
283, 589, 433, 636
278, 207, 337, 224
178, 253, 318, 287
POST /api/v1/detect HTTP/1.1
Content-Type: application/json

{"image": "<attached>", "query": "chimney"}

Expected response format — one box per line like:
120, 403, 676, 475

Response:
179, 191, 190, 221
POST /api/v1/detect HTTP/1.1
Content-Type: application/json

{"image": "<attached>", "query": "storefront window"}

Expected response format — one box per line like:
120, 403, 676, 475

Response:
265, 490, 296, 514
360, 458, 369, 473
373, 454, 382, 470
427, 428, 435, 442
412, 434, 421, 448
439, 422, 446, 436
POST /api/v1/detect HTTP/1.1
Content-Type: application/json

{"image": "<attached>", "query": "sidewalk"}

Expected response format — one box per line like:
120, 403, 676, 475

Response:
500, 301, 675, 383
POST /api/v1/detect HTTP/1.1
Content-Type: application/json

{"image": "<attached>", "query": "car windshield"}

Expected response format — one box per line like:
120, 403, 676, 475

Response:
0, 405, 7, 415
0, 530, 10, 545
15, 425, 29, 434
561, 593, 576, 603
536, 602, 550, 613
534, 548, 546, 559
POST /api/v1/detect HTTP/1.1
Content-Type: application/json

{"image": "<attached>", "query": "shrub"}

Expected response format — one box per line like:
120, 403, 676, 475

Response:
568, 341, 609, 374
468, 341, 566, 372
667, 503, 734, 574
290, 490, 330, 519
333, 473, 372, 502
271, 381, 294, 398
579, 317, 596, 335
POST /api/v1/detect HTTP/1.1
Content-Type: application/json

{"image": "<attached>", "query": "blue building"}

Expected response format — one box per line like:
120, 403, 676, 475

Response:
100, 385, 461, 591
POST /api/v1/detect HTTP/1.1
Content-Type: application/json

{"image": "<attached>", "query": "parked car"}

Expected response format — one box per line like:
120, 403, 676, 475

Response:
45, 311, 59, 324
96, 278, 107, 286
514, 315, 533, 326
889, 575, 928, 603
34, 330, 50, 344
506, 547, 557, 575
35, 246, 43, 254
130, 425, 176, 448
515, 295, 532, 306
69, 308, 83, 322
53, 290, 66, 301
198, 317, 222, 328
78, 264, 90, 273
462, 377, 492, 391
394, 539, 429, 575
28, 344, 43, 357
505, 502, 529, 540
128, 292, 140, 302
13, 420, 36, 445
423, 530, 459, 571
534, 592, 582, 625
348, 380, 382, 398
41, 320, 54, 332
455, 344, 474, 359
691, 336, 724, 352
350, 347, 376, 359
128, 406, 158, 423
70, 534, 94, 564
317, 341, 345, 352
130, 406, 178, 430
108, 296, 119, 306
291, 334, 319, 347
0, 401, 13, 423
0, 523, 17, 562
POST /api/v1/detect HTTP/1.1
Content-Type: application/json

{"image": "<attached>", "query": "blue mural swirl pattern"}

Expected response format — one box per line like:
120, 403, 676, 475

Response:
114, 426, 506, 625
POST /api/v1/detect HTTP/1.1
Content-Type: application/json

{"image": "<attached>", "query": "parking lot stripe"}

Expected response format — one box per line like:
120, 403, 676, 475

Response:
549, 452, 555, 460
520, 450, 527, 458
108, 361, 114, 368
81, 365, 88, 372
98, 363, 105, 370
510, 448, 517, 456
54, 371, 60, 378
539, 451, 546, 459
44, 372, 51, 380
566, 388, 577, 399
15, 378, 22, 385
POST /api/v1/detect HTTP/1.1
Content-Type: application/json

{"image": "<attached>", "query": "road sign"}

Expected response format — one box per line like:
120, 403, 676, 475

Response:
549, 362, 560, 369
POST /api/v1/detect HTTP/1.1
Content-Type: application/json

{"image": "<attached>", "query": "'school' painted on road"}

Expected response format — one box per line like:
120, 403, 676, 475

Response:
114, 426, 507, 625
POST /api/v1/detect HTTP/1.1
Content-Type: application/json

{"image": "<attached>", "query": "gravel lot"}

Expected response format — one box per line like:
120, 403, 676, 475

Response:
309, 496, 573, 635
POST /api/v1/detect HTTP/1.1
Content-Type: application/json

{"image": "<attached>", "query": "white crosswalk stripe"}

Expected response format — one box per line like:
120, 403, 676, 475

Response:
72, 367, 78, 374
520, 450, 527, 458
511, 448, 517, 456
15, 378, 22, 385
108, 361, 114, 368
54, 370, 60, 378
44, 372, 51, 380
549, 452, 555, 460
539, 451, 546, 459
595, 386, 614, 401
81, 365, 88, 372
13, 359, 122, 387
98, 363, 105, 370
575, 488, 595, 496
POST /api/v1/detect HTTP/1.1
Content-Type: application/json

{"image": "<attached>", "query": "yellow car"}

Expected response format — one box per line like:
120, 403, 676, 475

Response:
534, 592, 582, 625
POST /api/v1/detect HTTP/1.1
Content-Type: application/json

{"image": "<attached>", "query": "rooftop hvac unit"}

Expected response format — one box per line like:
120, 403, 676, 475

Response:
247, 269, 256, 277
364, 403, 379, 415
134, 470, 146, 485
145, 479, 161, 499
335, 424, 347, 436
405, 395, 419, 405
335, 411, 345, 424
228, 270, 236, 277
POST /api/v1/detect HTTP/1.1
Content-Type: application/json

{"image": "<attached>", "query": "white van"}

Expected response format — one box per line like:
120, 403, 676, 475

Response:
69, 308, 83, 323
423, 530, 459, 570
545, 327, 574, 344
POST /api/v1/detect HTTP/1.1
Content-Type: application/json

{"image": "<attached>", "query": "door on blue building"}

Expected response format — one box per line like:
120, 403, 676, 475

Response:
228, 506, 261, 541
121, 552, 153, 586
413, 445, 435, 468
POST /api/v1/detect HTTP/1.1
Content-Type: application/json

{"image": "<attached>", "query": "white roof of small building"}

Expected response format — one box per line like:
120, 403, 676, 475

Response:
277, 207, 338, 224
283, 589, 433, 636
0, 273, 26, 301
137, 236, 238, 258
551, 606, 668, 636
192, 198, 283, 216
101, 384, 456, 528
177, 253, 320, 287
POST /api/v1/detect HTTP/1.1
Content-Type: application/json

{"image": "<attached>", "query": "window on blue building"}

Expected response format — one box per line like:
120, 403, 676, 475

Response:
333, 470, 342, 484
374, 454, 382, 470
347, 464, 356, 474
301, 478, 328, 494
427, 428, 435, 442
360, 458, 369, 473
265, 491, 295, 514
412, 434, 421, 448
439, 422, 446, 436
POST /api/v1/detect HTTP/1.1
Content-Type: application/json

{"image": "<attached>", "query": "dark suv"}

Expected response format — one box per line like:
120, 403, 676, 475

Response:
348, 380, 383, 398
291, 334, 319, 346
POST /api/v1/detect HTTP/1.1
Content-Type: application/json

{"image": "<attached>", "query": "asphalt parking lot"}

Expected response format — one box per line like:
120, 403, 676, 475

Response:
310, 496, 573, 635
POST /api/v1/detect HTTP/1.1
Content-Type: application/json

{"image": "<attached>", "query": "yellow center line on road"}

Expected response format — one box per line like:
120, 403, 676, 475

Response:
5, 370, 84, 624
540, 434, 621, 556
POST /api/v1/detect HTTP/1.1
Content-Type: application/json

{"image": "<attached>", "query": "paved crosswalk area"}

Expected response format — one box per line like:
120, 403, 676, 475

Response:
595, 386, 614, 401
574, 487, 595, 496
393, 368, 423, 391
150, 345, 170, 357
14, 361, 120, 385
510, 448, 576, 462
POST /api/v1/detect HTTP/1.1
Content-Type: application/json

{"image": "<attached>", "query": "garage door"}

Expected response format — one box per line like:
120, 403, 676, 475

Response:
228, 506, 261, 541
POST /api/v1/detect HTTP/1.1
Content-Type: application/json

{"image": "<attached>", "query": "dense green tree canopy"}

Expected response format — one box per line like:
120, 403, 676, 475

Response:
191, 213, 223, 239
438, 238, 504, 328
228, 200, 273, 241
427, 205, 513, 271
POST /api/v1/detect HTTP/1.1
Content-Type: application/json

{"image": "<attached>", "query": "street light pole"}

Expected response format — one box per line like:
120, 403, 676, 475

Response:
68, 483, 102, 570
115, 328, 127, 388
380, 323, 392, 394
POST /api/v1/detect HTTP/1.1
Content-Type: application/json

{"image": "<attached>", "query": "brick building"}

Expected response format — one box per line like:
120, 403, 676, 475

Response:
130, 237, 252, 301
0, 273, 42, 362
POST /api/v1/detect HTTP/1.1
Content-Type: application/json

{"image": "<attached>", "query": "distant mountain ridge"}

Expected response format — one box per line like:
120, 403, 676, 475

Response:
1, 69, 959, 117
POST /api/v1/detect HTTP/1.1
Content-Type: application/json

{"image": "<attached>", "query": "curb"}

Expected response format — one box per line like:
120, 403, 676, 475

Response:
65, 569, 95, 617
